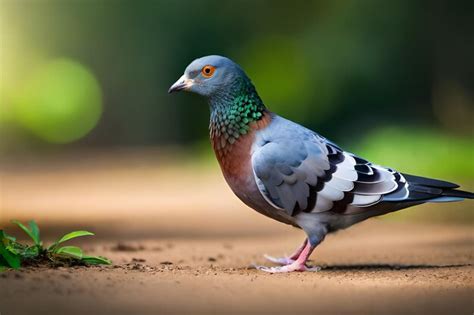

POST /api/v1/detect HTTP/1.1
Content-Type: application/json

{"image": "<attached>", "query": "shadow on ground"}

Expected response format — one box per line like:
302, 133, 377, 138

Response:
319, 263, 472, 271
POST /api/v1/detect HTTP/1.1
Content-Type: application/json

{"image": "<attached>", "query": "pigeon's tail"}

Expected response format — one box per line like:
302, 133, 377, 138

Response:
402, 173, 474, 203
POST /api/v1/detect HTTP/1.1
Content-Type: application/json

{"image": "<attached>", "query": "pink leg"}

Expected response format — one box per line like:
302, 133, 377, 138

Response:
255, 241, 320, 273
264, 239, 308, 265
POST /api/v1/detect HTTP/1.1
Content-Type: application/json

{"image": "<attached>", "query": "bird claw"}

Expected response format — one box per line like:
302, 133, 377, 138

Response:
263, 254, 295, 265
252, 263, 321, 273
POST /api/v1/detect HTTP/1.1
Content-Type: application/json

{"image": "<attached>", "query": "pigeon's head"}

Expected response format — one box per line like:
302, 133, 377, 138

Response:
168, 55, 248, 97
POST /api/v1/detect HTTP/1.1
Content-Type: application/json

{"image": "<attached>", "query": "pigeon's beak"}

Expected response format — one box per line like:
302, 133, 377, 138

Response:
168, 74, 193, 93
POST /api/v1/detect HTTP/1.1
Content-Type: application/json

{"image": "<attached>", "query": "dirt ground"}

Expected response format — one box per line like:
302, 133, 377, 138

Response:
1, 151, 473, 314
1, 222, 473, 315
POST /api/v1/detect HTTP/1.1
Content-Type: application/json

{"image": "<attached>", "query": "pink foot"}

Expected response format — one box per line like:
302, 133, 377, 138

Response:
263, 254, 295, 265
254, 262, 321, 273
255, 239, 319, 273
263, 239, 308, 266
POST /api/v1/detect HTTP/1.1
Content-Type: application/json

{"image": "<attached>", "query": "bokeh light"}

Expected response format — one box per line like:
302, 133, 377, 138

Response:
13, 59, 102, 143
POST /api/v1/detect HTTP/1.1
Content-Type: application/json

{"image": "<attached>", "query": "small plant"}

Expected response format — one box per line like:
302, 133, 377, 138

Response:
0, 220, 111, 271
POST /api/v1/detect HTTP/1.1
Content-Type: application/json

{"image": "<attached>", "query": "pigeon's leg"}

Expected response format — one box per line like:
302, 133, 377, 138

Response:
264, 238, 308, 265
255, 224, 326, 273
255, 240, 320, 273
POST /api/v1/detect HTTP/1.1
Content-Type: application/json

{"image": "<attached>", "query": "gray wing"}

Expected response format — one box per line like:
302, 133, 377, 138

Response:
251, 121, 408, 216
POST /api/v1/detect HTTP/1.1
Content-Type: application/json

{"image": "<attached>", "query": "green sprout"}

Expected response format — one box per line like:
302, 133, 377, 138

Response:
0, 220, 111, 271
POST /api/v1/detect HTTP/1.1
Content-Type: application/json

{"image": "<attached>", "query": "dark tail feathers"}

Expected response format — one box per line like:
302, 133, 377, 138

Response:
439, 189, 474, 199
403, 173, 474, 201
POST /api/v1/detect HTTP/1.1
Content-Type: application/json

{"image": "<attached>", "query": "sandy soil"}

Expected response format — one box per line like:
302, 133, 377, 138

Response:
1, 221, 473, 315
1, 152, 473, 314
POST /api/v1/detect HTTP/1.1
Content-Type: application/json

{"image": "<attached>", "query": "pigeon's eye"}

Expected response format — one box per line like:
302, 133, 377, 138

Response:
201, 65, 215, 78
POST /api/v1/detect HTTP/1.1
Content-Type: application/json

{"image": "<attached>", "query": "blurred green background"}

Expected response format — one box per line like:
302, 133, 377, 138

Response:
0, 0, 473, 225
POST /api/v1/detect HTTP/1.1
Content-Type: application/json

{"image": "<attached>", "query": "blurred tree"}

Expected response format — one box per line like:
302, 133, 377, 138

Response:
0, 0, 472, 153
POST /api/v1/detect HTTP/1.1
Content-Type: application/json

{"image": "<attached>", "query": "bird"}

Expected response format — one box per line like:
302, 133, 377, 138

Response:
169, 55, 474, 273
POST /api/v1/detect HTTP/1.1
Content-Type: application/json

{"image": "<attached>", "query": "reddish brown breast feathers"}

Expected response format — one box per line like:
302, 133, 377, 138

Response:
210, 111, 272, 181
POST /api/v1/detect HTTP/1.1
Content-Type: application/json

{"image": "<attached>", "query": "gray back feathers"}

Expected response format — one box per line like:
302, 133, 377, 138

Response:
251, 115, 405, 216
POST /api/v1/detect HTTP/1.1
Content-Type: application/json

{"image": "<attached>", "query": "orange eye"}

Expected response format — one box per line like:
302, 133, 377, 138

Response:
201, 65, 216, 78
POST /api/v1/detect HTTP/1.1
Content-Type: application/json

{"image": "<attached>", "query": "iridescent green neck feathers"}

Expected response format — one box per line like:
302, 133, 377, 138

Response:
209, 78, 266, 146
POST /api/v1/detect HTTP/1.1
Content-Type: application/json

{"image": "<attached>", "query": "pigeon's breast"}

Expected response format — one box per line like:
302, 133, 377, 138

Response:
211, 111, 272, 186
210, 112, 297, 226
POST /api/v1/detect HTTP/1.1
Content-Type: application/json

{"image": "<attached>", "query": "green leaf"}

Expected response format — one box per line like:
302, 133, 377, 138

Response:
1, 230, 16, 242
11, 220, 38, 244
82, 255, 112, 265
55, 246, 83, 259
49, 231, 94, 251
0, 230, 6, 241
0, 241, 21, 269
22, 246, 41, 259
28, 220, 41, 246
0, 255, 10, 267
0, 266, 8, 272
57, 231, 94, 244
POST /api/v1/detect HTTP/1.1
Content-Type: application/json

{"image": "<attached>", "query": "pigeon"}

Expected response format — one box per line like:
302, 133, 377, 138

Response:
169, 55, 474, 273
